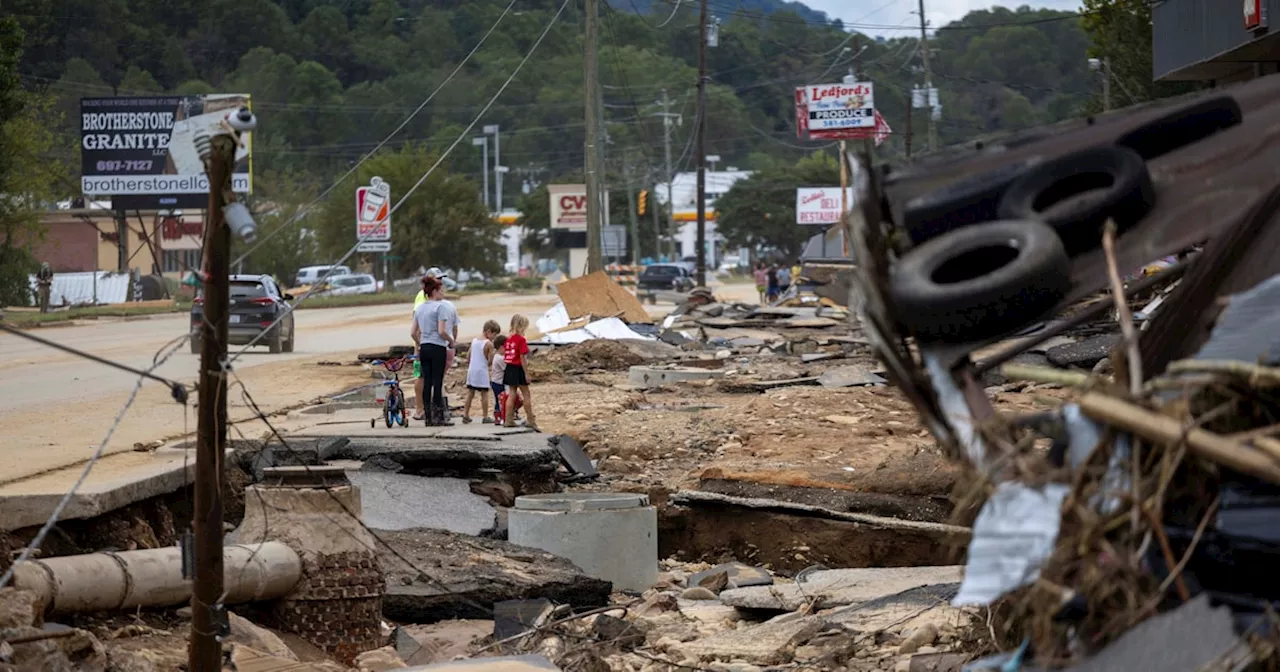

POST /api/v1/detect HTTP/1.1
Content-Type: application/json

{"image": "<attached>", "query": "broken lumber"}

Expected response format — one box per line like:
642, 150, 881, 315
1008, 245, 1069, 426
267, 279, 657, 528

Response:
669, 490, 971, 538
1077, 392, 1280, 483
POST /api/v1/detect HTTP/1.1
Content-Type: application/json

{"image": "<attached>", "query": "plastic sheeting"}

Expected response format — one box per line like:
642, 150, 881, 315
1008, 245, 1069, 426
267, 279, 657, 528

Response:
28, 271, 131, 307
953, 482, 1069, 606
541, 317, 654, 345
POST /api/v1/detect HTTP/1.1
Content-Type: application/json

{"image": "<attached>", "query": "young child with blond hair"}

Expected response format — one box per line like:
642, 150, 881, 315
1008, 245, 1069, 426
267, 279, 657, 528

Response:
461, 320, 501, 423
502, 314, 537, 431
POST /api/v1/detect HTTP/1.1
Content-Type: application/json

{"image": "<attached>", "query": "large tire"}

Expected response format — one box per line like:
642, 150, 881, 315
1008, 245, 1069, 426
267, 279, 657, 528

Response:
901, 158, 1039, 245
997, 146, 1153, 255
1116, 95, 1242, 161
268, 327, 283, 354
282, 328, 295, 353
889, 219, 1071, 343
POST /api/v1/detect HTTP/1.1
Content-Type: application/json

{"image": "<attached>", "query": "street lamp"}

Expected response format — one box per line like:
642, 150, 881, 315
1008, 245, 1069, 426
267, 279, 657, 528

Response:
484, 124, 501, 213
472, 136, 490, 212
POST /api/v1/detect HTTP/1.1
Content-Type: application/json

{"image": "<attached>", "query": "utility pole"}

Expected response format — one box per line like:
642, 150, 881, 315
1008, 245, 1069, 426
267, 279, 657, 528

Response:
1102, 57, 1112, 112
191, 133, 235, 672
694, 0, 708, 287
904, 97, 914, 160
485, 125, 502, 213
654, 89, 680, 262
623, 152, 640, 266
651, 177, 662, 262
917, 0, 938, 153
472, 136, 490, 211
584, 0, 603, 273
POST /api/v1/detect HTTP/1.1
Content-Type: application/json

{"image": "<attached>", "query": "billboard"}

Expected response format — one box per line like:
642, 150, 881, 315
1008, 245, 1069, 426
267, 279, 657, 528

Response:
548, 184, 609, 231
796, 187, 856, 225
794, 82, 875, 140
80, 94, 253, 209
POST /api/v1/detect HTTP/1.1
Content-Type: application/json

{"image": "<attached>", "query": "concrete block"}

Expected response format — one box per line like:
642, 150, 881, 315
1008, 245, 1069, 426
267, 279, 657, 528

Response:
508, 493, 657, 592
627, 366, 724, 388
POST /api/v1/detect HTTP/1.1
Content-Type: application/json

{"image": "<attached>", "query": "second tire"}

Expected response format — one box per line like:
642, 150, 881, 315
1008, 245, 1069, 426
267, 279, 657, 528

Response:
889, 219, 1071, 343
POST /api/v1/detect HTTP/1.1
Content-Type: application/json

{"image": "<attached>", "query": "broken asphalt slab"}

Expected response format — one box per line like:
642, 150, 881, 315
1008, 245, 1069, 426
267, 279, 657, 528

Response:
284, 414, 560, 473
719, 566, 964, 611
375, 528, 612, 624
817, 365, 887, 388
348, 471, 496, 536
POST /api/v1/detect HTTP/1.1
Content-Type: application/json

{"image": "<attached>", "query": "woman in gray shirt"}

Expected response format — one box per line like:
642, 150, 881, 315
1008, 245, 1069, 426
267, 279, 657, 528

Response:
410, 277, 459, 425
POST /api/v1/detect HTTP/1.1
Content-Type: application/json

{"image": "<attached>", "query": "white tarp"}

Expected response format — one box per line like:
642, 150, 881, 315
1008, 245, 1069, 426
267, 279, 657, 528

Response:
542, 317, 654, 345
536, 302, 571, 335
28, 271, 131, 307
953, 482, 1069, 606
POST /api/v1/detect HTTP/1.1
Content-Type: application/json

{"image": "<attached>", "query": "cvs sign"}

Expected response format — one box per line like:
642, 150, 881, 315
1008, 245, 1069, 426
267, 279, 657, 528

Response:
549, 184, 588, 230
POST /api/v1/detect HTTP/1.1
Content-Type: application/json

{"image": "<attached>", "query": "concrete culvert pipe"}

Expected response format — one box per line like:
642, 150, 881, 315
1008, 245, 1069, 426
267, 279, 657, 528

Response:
11, 542, 301, 614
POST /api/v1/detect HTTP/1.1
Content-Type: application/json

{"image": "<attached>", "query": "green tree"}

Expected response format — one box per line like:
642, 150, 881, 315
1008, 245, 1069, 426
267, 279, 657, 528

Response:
235, 171, 321, 286
1079, 0, 1195, 110
0, 18, 58, 306
715, 151, 839, 261
119, 65, 162, 93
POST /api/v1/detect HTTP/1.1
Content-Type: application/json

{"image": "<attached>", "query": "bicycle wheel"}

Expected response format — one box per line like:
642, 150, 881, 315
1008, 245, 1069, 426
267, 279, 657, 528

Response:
394, 389, 409, 427
383, 404, 393, 428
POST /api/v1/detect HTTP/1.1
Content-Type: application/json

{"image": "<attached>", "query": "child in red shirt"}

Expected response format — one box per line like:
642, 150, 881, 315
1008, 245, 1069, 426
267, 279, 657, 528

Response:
502, 314, 537, 430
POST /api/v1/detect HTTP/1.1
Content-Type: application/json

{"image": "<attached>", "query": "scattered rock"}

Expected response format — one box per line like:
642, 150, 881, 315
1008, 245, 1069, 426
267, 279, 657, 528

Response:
1046, 334, 1119, 369
897, 624, 938, 654
0, 588, 40, 628
823, 415, 861, 425
470, 481, 516, 508
355, 645, 408, 671
226, 612, 298, 661
395, 620, 493, 666
677, 615, 823, 665
688, 563, 774, 591
680, 586, 719, 601
817, 366, 886, 388
696, 570, 729, 594
592, 614, 648, 648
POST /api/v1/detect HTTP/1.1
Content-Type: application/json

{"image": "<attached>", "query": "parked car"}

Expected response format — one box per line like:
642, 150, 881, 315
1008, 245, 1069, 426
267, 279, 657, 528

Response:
191, 274, 296, 354
295, 265, 351, 287
321, 273, 378, 296
638, 263, 696, 294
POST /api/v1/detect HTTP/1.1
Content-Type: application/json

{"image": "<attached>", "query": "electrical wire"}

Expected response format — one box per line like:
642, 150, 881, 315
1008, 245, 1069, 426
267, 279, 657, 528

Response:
226, 0, 572, 365
0, 333, 190, 590
231, 0, 520, 266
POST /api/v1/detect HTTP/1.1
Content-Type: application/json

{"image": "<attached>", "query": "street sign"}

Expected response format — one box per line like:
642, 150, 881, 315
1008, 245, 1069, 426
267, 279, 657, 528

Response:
356, 176, 391, 243
357, 241, 391, 253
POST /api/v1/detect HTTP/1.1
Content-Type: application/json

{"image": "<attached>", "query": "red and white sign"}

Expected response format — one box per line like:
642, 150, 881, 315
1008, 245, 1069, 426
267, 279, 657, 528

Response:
549, 184, 587, 230
355, 176, 391, 242
1245, 0, 1264, 29
796, 187, 856, 225
795, 81, 875, 139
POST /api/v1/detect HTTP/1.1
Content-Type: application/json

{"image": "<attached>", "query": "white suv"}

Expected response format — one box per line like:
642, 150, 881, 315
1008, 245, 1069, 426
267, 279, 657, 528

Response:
295, 265, 351, 287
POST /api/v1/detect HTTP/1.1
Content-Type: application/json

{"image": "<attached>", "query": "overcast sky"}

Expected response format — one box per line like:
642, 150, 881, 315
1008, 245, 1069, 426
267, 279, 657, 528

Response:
795, 0, 1084, 35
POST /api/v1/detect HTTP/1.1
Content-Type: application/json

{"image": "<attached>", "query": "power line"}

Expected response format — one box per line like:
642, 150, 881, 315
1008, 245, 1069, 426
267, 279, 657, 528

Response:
226, 0, 573, 364
231, 0, 520, 266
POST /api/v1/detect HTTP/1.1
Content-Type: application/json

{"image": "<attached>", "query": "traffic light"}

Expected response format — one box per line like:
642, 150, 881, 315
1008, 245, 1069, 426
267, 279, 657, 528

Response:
637, 190, 648, 216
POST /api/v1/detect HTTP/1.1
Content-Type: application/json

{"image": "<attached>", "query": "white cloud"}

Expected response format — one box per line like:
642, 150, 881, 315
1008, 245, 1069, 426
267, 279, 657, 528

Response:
793, 0, 1084, 36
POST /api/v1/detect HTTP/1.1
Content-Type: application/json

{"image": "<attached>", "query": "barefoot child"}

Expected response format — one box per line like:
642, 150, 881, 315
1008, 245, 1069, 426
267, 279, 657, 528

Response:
489, 334, 508, 423
461, 320, 501, 423
502, 314, 537, 431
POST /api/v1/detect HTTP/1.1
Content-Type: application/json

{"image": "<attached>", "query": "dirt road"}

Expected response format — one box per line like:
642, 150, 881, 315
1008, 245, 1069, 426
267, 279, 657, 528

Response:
0, 292, 561, 484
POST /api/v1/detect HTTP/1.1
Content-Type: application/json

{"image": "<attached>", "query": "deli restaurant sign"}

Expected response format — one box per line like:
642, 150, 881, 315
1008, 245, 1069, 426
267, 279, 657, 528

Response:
794, 82, 875, 139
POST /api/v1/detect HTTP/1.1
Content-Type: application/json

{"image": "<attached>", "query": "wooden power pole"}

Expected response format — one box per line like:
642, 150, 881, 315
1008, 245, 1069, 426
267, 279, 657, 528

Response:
190, 134, 235, 671
917, 0, 938, 153
694, 0, 708, 287
584, 0, 603, 273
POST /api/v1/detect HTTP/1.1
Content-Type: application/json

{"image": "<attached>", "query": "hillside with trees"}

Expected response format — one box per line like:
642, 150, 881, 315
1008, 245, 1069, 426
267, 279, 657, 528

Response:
2, 0, 1104, 275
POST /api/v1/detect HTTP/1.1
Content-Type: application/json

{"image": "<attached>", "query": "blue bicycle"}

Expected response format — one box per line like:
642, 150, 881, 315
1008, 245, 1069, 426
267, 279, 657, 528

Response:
370, 355, 415, 428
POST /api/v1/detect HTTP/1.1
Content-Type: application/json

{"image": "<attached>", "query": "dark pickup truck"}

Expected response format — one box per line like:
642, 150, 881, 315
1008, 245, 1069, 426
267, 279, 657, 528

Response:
636, 264, 695, 303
